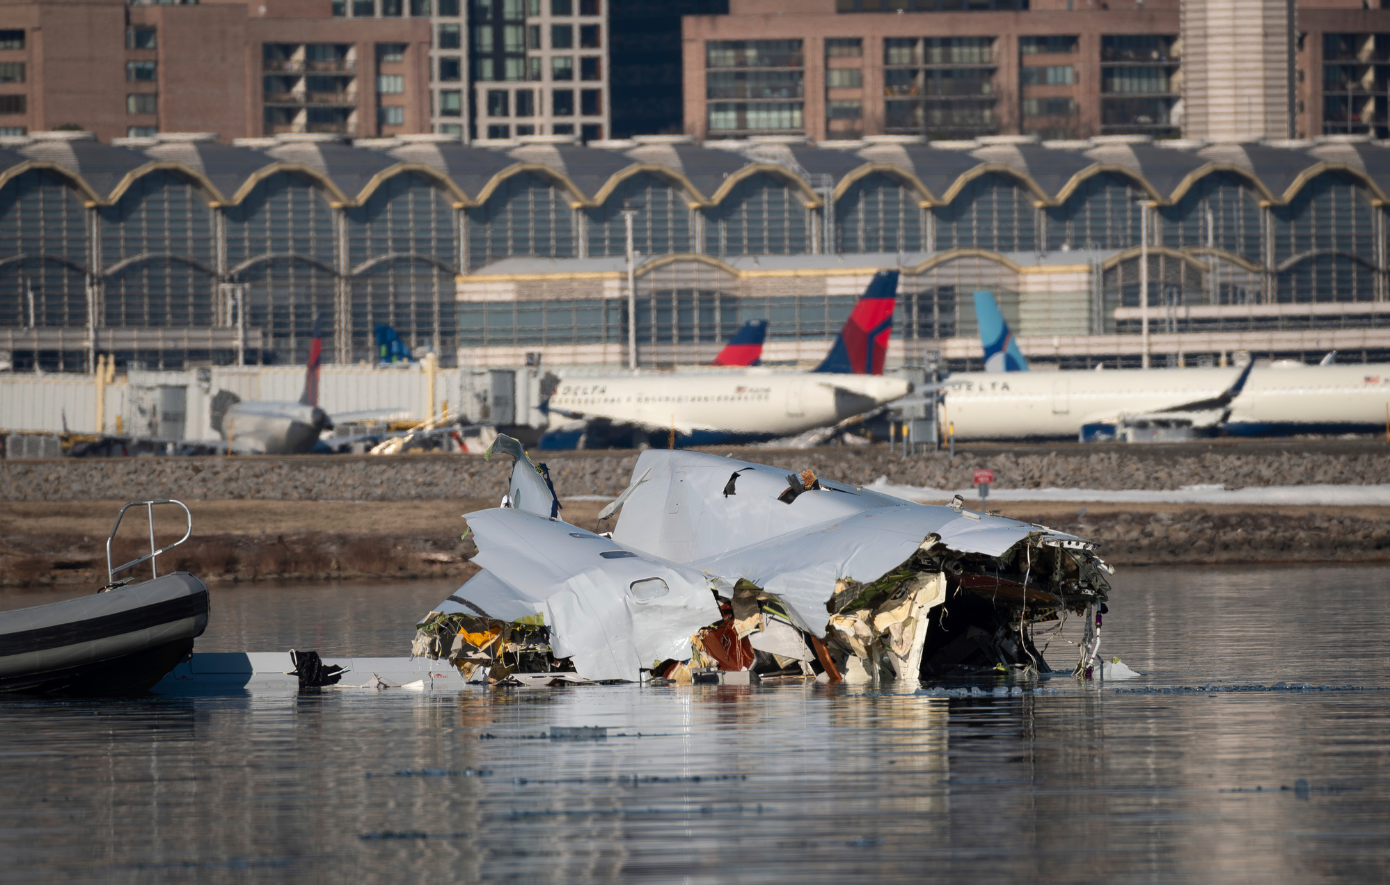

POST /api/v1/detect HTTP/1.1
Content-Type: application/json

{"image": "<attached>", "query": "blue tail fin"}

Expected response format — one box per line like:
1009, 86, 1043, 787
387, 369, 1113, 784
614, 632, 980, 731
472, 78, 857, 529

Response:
711, 319, 768, 366
974, 291, 1028, 372
813, 270, 899, 374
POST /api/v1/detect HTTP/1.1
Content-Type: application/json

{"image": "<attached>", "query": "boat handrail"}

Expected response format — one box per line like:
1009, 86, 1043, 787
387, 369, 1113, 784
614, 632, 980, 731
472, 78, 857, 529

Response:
106, 499, 194, 585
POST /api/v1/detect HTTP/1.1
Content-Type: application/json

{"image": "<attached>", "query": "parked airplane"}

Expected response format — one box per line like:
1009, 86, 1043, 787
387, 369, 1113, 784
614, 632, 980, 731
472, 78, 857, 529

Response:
539, 271, 910, 449
210, 336, 331, 455
938, 303, 1390, 439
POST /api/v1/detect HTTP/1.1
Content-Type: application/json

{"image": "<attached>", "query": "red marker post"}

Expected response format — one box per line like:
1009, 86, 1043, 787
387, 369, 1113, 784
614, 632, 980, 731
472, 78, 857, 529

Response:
972, 468, 994, 508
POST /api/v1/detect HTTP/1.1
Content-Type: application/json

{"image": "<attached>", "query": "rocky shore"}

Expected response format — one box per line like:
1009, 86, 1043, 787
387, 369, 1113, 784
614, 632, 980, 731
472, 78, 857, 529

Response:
3, 443, 1389, 502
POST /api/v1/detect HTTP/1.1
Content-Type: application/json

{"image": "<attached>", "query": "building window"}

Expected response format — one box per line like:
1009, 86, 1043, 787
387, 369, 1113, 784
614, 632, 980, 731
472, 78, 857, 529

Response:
582, 122, 602, 141
126, 61, 157, 82
552, 57, 573, 80
553, 123, 574, 134
0, 63, 23, 84
504, 57, 526, 80
528, 57, 542, 81
487, 124, 510, 138
826, 38, 861, 58
127, 126, 157, 137
552, 25, 573, 49
528, 25, 541, 49
440, 123, 462, 134
411, 0, 430, 13
380, 106, 405, 126
1022, 97, 1075, 116
382, 0, 402, 14
707, 70, 802, 99
332, 0, 346, 16
580, 56, 601, 81
0, 95, 26, 115
836, 0, 1026, 8
551, 0, 571, 13
707, 40, 802, 68
439, 24, 461, 48
827, 99, 861, 118
441, 89, 462, 115
708, 102, 802, 131
440, 57, 462, 80
580, 88, 601, 115
516, 89, 534, 116
353, 0, 373, 14
488, 89, 510, 116
827, 68, 861, 88
1101, 66, 1172, 93
1021, 65, 1074, 85
438, 0, 459, 14
126, 27, 157, 50
553, 88, 574, 115
0, 127, 24, 136
516, 123, 535, 135
0, 30, 24, 51
127, 93, 158, 114
378, 74, 404, 93
379, 43, 406, 63
579, 24, 600, 48
580, 0, 598, 12
1020, 35, 1078, 54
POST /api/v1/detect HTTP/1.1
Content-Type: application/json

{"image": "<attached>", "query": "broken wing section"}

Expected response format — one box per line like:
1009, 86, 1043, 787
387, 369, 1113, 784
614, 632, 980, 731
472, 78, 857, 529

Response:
446, 509, 722, 682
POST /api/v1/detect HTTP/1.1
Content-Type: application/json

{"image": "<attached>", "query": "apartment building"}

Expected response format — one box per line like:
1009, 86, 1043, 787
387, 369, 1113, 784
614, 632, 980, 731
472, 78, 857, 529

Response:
681, 0, 1390, 142
0, 0, 430, 142
470, 0, 610, 141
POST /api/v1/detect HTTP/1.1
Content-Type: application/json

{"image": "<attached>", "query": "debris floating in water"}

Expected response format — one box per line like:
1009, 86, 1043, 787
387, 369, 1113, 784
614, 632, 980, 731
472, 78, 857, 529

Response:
415, 437, 1122, 686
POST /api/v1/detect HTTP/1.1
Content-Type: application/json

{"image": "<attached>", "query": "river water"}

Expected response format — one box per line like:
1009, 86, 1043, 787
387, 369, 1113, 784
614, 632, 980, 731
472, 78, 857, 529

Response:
1, 565, 1388, 884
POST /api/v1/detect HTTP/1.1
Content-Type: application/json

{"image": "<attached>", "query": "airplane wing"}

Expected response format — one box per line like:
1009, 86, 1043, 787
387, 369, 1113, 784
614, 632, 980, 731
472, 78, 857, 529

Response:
1145, 360, 1255, 414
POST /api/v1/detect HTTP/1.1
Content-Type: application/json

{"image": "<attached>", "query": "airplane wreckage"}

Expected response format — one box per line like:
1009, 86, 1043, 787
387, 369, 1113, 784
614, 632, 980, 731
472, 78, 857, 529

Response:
413, 437, 1114, 686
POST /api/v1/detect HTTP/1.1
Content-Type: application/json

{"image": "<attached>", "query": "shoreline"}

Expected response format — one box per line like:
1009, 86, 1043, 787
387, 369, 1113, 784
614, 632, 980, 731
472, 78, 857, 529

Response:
3, 498, 1389, 589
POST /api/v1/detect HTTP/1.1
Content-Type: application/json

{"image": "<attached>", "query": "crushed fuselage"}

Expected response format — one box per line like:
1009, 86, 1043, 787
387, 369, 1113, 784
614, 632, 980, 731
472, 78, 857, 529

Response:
415, 443, 1113, 685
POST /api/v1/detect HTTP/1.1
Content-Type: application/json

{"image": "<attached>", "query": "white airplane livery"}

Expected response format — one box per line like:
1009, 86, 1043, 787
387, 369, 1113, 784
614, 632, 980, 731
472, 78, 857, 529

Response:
540, 271, 909, 448
942, 363, 1390, 440
946, 293, 1390, 440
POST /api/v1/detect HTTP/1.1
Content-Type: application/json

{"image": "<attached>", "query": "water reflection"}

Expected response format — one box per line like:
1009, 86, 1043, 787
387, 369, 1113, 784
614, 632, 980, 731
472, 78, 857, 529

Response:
0, 565, 1386, 883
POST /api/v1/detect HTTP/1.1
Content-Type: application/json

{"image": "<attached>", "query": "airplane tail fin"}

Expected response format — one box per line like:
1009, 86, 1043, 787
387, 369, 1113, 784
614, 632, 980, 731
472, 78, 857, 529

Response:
813, 269, 899, 375
300, 315, 323, 407
710, 319, 769, 366
375, 324, 411, 364
974, 291, 1029, 372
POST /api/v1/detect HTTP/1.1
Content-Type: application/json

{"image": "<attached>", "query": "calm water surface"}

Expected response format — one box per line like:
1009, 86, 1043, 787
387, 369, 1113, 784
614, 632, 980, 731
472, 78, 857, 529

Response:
1, 566, 1388, 884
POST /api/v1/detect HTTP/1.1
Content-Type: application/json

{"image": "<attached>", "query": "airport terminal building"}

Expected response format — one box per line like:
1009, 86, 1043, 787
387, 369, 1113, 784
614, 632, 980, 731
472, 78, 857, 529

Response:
2, 129, 1389, 373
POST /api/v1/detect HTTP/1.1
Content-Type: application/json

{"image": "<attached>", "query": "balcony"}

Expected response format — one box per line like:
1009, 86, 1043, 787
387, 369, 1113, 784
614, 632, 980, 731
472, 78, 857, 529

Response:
264, 91, 359, 106
263, 59, 357, 73
267, 122, 354, 135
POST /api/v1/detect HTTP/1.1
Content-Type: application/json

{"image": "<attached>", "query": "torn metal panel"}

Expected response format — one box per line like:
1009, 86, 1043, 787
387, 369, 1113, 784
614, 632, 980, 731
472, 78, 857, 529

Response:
486, 434, 562, 519
462, 509, 721, 682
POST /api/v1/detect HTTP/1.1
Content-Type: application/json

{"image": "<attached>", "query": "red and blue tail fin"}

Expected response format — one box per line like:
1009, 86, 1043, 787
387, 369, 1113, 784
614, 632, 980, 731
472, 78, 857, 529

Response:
813, 270, 899, 375
711, 319, 769, 366
300, 315, 323, 407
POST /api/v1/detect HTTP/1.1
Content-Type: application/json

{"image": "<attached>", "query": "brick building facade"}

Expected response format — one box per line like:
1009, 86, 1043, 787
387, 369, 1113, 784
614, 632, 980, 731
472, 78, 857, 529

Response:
0, 0, 430, 143
680, 0, 1390, 143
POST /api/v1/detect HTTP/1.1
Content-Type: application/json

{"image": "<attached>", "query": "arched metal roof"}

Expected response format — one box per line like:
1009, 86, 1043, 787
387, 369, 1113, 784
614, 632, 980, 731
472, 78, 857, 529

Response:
4, 133, 1390, 211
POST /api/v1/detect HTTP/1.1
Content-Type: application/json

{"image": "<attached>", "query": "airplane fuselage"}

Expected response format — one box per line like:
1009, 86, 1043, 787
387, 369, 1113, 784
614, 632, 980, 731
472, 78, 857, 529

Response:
223, 401, 330, 454
942, 365, 1390, 440
543, 370, 911, 447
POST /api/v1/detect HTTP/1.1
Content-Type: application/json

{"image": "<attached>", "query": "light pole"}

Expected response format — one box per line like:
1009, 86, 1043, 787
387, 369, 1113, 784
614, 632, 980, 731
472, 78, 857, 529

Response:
1138, 199, 1154, 369
621, 202, 640, 371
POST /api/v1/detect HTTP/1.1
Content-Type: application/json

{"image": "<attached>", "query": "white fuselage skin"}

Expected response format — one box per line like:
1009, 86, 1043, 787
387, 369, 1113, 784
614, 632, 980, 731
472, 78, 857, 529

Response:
548, 369, 911, 439
942, 364, 1390, 440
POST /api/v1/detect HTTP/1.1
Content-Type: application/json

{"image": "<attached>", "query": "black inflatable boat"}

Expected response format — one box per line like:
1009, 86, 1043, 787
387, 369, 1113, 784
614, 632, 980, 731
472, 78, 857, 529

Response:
0, 500, 210, 694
